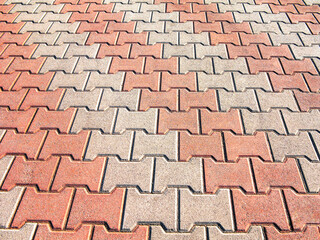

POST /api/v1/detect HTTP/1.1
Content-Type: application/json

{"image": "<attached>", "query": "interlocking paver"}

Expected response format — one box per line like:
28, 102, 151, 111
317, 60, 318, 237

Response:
1, 0, 320, 238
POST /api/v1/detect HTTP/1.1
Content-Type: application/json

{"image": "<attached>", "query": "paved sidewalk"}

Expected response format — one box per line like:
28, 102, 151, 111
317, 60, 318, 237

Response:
0, 0, 320, 238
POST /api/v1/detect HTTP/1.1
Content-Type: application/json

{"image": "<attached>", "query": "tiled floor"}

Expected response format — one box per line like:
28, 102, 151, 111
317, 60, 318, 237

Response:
0, 0, 320, 238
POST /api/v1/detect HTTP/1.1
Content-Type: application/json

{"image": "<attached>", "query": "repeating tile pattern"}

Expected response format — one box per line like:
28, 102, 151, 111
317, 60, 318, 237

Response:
0, 0, 320, 238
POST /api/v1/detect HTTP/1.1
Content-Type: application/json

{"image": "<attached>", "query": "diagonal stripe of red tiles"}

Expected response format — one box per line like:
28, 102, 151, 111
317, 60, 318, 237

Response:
0, 0, 320, 238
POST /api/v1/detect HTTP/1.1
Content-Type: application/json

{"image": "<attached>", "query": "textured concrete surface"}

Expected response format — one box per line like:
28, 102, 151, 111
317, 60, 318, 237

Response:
0, 0, 320, 238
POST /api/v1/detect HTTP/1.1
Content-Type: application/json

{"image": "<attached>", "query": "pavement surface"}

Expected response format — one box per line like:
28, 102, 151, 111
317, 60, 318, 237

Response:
0, 0, 320, 239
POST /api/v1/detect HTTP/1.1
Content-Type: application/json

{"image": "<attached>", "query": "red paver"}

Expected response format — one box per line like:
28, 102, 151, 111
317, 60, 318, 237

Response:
51, 156, 106, 192
158, 109, 198, 134
233, 189, 291, 231
20, 89, 64, 110
1, 156, 59, 191
34, 224, 92, 240
224, 132, 273, 161
252, 158, 306, 193
12, 187, 74, 229
0, 130, 46, 159
39, 130, 89, 160
179, 132, 223, 161
28, 108, 76, 133
284, 189, 320, 230
67, 188, 124, 230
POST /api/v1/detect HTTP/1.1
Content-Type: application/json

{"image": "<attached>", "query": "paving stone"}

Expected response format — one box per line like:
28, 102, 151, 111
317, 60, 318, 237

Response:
218, 89, 259, 112
40, 57, 78, 73
163, 44, 194, 58
154, 157, 203, 192
85, 131, 133, 160
180, 32, 210, 45
299, 33, 320, 46
260, 12, 290, 23
132, 131, 178, 160
0, 223, 37, 240
214, 58, 249, 74
135, 21, 164, 32
290, 45, 320, 60
225, 132, 272, 161
64, 44, 100, 58
241, 109, 286, 134
233, 72, 272, 91
161, 72, 196, 91
140, 3, 165, 12
99, 89, 139, 111
195, 44, 228, 59
124, 12, 152, 22
39, 130, 89, 160
0, 130, 46, 159
234, 12, 262, 23
59, 89, 102, 110
55, 32, 89, 45
233, 189, 290, 231
2, 155, 58, 191
12, 187, 67, 230
14, 12, 46, 23
251, 22, 281, 34
0, 155, 14, 187
268, 132, 318, 161
180, 132, 223, 161
49, 72, 89, 90
279, 22, 311, 34
41, 12, 72, 23
252, 158, 306, 193
114, 108, 157, 134
180, 189, 233, 231
218, 3, 244, 12
70, 108, 116, 134
204, 158, 255, 193
180, 58, 213, 74
36, 4, 63, 13
299, 158, 320, 192
153, 12, 179, 22
269, 33, 302, 46
0, 187, 24, 228
201, 109, 243, 134
48, 22, 80, 33
282, 110, 320, 134
149, 32, 178, 44
102, 157, 153, 192
265, 225, 320, 240
32, 44, 68, 58
86, 72, 124, 91
34, 224, 91, 240
74, 57, 112, 74
295, 91, 320, 112
197, 72, 234, 91
0, 107, 36, 133
284, 189, 320, 230
67, 188, 124, 230
28, 108, 76, 133
139, 89, 177, 111
150, 226, 206, 240
10, 4, 39, 13
52, 156, 106, 192
122, 188, 177, 231
25, 32, 59, 45
165, 22, 193, 33
256, 90, 299, 111
208, 226, 264, 240
180, 89, 217, 111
